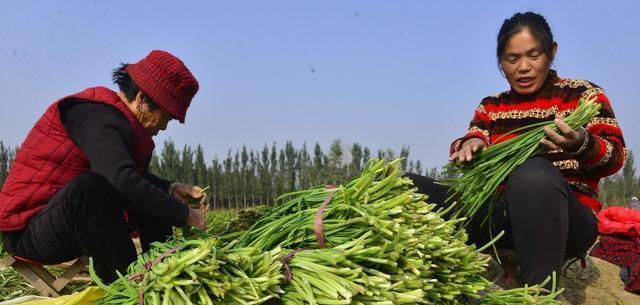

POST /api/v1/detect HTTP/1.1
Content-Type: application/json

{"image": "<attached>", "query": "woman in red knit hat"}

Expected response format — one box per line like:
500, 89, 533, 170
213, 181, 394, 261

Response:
411, 12, 626, 289
0, 50, 206, 283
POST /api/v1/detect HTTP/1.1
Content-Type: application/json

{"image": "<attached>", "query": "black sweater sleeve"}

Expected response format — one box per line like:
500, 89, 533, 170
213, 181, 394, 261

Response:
60, 100, 188, 227
145, 173, 173, 193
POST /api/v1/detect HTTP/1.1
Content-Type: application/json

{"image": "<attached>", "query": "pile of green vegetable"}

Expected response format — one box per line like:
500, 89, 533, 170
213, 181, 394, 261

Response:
238, 159, 494, 304
0, 267, 39, 301
238, 158, 562, 305
90, 238, 283, 305
91, 158, 563, 305
209, 206, 272, 237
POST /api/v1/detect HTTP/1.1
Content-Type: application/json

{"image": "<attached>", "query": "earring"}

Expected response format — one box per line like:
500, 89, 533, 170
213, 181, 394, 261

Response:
136, 103, 143, 112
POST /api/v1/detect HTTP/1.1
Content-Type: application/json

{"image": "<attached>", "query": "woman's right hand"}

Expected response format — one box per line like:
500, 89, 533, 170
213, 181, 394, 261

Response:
186, 207, 206, 231
449, 138, 486, 163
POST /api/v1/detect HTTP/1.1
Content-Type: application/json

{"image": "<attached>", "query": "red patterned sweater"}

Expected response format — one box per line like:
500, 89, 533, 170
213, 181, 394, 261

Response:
450, 70, 626, 212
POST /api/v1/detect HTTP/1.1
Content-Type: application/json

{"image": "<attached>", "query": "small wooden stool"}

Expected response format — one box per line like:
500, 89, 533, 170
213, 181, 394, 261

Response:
0, 255, 87, 297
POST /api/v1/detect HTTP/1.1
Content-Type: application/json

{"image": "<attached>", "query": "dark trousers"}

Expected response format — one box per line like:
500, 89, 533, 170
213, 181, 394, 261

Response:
2, 172, 172, 283
408, 157, 598, 286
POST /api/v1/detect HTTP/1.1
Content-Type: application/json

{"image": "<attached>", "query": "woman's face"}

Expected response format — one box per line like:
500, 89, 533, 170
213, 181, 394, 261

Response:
133, 94, 173, 136
500, 28, 557, 95
139, 103, 173, 136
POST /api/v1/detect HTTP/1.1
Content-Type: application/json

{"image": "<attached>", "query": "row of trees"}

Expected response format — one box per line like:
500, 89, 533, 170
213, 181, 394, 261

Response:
0, 142, 17, 188
599, 150, 639, 206
147, 140, 437, 208
0, 140, 638, 208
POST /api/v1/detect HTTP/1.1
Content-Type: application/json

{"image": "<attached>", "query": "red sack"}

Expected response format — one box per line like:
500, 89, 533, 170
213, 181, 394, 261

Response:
598, 206, 640, 237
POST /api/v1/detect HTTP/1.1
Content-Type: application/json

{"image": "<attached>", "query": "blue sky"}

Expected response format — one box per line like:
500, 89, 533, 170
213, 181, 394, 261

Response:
0, 1, 638, 170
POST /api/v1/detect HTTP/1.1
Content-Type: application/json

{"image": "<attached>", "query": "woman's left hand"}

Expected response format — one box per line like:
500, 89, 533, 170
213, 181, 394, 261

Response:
170, 183, 209, 212
540, 115, 586, 151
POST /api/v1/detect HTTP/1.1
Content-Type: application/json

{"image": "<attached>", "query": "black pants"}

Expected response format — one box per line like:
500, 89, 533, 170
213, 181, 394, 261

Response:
2, 172, 172, 283
407, 157, 598, 286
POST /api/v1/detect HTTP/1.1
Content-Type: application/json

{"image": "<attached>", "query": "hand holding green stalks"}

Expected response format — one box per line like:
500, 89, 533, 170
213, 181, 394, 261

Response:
446, 95, 601, 220
195, 185, 210, 211
182, 186, 210, 237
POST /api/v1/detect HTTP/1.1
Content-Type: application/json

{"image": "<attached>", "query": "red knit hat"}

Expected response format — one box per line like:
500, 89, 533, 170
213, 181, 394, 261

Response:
125, 50, 199, 123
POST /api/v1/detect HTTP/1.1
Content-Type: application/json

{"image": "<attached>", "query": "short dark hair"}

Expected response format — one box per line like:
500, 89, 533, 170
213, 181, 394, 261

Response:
112, 64, 158, 111
497, 12, 555, 62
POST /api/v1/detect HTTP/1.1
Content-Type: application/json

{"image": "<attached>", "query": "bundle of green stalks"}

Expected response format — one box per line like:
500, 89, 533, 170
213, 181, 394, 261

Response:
0, 267, 38, 300
279, 231, 443, 305
210, 206, 273, 238
478, 273, 563, 305
279, 237, 563, 305
90, 238, 283, 305
446, 96, 601, 219
204, 209, 237, 236
278, 240, 366, 305
238, 158, 496, 304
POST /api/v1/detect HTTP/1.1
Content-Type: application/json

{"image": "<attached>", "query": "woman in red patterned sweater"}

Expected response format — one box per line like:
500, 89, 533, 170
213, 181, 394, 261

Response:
448, 12, 626, 287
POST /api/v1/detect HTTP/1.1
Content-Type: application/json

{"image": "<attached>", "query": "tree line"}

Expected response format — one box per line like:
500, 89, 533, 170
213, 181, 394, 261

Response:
0, 142, 17, 190
147, 139, 436, 209
0, 140, 638, 209
599, 150, 639, 206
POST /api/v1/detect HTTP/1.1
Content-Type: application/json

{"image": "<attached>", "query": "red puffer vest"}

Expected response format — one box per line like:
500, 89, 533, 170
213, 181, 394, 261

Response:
0, 87, 155, 231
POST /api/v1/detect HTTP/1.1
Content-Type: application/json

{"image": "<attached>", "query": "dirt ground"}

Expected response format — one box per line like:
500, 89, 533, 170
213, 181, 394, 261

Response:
559, 256, 639, 305
484, 254, 640, 305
